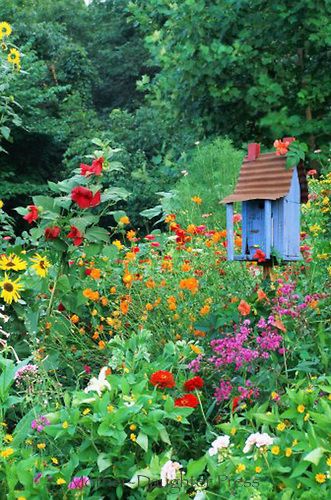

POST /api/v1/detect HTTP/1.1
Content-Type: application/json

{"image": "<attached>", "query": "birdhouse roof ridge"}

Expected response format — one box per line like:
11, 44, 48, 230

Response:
222, 150, 308, 204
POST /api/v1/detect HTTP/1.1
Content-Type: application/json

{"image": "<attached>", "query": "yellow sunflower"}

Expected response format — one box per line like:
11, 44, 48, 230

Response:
0, 22, 12, 40
30, 254, 51, 278
0, 254, 27, 272
7, 48, 20, 65
0, 273, 24, 304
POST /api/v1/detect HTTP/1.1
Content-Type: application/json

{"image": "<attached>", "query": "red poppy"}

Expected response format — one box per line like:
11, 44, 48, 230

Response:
150, 370, 175, 389
184, 376, 204, 392
175, 394, 199, 408
67, 226, 83, 246
45, 226, 61, 240
71, 186, 101, 209
237, 300, 251, 316
23, 205, 39, 224
253, 249, 266, 263
80, 157, 104, 176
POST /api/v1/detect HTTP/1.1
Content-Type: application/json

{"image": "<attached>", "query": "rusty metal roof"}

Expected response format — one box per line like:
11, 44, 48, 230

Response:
222, 152, 308, 204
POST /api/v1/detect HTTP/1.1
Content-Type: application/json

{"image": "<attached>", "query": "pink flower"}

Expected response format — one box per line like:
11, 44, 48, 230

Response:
243, 432, 273, 453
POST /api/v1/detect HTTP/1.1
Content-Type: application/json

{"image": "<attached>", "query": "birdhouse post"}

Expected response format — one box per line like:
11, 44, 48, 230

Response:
222, 139, 308, 265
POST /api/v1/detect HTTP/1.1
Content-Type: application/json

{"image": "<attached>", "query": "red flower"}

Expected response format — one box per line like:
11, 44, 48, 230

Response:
232, 396, 240, 412
58, 302, 66, 312
184, 376, 204, 392
80, 157, 104, 176
71, 186, 101, 209
45, 226, 61, 240
23, 205, 39, 224
175, 394, 199, 408
150, 370, 175, 389
84, 365, 91, 374
307, 169, 317, 176
253, 249, 266, 263
67, 226, 84, 246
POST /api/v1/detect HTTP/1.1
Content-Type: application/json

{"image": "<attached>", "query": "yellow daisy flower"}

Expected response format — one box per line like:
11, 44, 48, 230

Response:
0, 447, 14, 458
7, 48, 20, 65
0, 254, 27, 272
30, 254, 51, 277
0, 22, 12, 39
0, 273, 24, 304
0, 200, 3, 209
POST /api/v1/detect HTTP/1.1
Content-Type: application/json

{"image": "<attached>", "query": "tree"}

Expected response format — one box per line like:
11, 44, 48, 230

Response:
130, 0, 331, 151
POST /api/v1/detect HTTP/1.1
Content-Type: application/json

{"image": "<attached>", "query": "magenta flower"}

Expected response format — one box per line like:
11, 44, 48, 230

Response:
31, 415, 50, 433
68, 476, 90, 490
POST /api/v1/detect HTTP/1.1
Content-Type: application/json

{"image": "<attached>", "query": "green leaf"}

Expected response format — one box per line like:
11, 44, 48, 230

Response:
97, 453, 112, 472
187, 456, 207, 478
1, 126, 11, 140
136, 432, 149, 451
140, 205, 163, 219
85, 226, 109, 243
303, 447, 325, 466
102, 187, 130, 203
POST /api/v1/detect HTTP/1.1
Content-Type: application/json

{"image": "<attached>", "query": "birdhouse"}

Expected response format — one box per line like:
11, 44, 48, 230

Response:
221, 139, 308, 262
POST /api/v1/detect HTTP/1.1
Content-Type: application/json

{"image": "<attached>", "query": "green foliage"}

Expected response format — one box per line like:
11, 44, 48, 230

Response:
170, 138, 244, 227
130, 0, 331, 151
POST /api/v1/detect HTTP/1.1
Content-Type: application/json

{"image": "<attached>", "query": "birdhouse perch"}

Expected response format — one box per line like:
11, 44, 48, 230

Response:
222, 140, 308, 263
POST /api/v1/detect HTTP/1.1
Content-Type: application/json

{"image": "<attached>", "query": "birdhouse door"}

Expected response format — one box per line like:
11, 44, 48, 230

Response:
242, 201, 266, 258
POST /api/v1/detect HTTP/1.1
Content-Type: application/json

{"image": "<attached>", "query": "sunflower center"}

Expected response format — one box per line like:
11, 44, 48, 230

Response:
6, 261, 15, 268
4, 282, 14, 292
39, 260, 46, 269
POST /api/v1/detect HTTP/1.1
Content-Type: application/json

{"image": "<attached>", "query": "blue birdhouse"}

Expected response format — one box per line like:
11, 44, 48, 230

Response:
222, 138, 308, 263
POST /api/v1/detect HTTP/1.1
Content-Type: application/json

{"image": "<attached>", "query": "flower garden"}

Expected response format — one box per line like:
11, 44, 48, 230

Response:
0, 144, 330, 499
1, 6, 331, 500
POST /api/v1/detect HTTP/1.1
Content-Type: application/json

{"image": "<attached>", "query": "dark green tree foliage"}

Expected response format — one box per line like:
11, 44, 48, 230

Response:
0, 0, 151, 209
130, 0, 331, 150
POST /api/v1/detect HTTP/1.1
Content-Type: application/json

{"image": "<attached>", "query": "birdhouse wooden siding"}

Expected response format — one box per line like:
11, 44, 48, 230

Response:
222, 140, 308, 263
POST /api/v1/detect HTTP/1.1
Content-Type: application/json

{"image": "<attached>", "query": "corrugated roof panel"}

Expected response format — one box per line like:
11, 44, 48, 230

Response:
222, 153, 308, 204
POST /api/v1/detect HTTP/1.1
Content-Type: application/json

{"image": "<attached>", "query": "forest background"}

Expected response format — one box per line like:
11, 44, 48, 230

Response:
1, 0, 330, 230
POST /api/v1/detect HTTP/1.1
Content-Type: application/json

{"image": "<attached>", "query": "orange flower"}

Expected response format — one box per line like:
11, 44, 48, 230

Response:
191, 196, 202, 205
145, 303, 154, 311
126, 230, 136, 241
167, 296, 177, 311
181, 262, 191, 272
273, 139, 292, 156
179, 277, 199, 294
120, 298, 130, 315
165, 214, 176, 224
100, 296, 108, 306
199, 305, 210, 316
145, 279, 156, 289
70, 315, 79, 324
193, 329, 206, 337
238, 300, 251, 316
83, 289, 100, 301
235, 237, 242, 247
98, 340, 106, 349
119, 216, 130, 225
90, 268, 101, 280
257, 289, 268, 301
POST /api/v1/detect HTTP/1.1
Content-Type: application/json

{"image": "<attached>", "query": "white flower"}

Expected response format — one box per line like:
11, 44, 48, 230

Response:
243, 432, 273, 453
208, 435, 230, 456
84, 366, 111, 397
160, 460, 182, 486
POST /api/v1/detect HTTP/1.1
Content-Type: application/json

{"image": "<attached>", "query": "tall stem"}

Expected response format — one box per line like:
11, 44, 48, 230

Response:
46, 252, 65, 316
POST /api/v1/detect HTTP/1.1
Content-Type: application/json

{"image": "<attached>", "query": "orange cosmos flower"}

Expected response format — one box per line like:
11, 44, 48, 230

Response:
191, 196, 202, 205
179, 277, 199, 294
257, 289, 268, 301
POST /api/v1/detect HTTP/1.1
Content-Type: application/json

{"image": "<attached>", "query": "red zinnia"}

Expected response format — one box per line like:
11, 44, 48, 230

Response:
23, 205, 39, 224
253, 249, 266, 263
71, 186, 101, 209
175, 394, 199, 408
45, 226, 61, 240
183, 376, 204, 392
67, 226, 84, 246
232, 396, 240, 413
80, 157, 104, 176
150, 370, 175, 389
